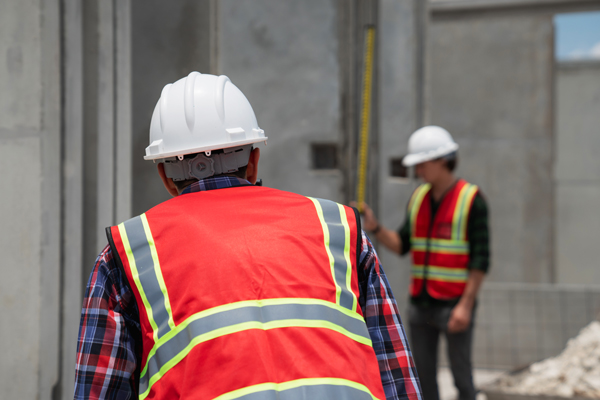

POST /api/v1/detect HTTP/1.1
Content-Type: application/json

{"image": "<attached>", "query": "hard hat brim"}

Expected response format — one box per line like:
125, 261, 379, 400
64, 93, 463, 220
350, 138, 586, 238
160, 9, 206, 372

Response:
402, 143, 459, 167
144, 137, 268, 161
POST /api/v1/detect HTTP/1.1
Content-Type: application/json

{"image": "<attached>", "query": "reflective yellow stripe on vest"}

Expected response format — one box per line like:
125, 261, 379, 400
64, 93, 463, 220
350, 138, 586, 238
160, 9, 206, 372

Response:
411, 238, 469, 255
408, 184, 431, 236
411, 265, 469, 283
118, 206, 374, 400
452, 183, 479, 240
214, 377, 379, 400
118, 214, 175, 341
308, 197, 358, 312
138, 298, 373, 399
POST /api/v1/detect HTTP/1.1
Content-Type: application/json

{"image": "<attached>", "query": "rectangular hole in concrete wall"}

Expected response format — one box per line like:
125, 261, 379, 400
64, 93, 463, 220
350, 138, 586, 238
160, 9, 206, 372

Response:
390, 156, 408, 178
311, 143, 338, 170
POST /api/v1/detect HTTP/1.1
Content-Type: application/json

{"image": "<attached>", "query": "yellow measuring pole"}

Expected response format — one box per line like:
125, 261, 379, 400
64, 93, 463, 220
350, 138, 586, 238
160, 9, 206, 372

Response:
356, 26, 375, 213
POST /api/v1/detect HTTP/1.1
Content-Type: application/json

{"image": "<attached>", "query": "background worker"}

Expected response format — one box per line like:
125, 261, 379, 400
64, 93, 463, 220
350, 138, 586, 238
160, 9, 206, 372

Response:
74, 72, 422, 400
357, 126, 490, 400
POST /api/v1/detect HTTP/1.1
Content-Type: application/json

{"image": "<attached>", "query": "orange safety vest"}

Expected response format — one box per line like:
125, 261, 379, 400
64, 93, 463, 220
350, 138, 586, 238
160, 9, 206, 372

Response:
408, 179, 479, 300
107, 185, 385, 400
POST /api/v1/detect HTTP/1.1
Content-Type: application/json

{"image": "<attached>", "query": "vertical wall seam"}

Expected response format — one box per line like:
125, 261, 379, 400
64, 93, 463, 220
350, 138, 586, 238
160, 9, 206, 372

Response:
210, 0, 221, 75
54, 0, 67, 398
549, 18, 557, 284
112, 0, 118, 227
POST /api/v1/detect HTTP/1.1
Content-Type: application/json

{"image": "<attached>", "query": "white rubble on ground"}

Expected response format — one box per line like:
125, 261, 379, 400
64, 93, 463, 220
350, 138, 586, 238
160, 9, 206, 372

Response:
486, 321, 600, 398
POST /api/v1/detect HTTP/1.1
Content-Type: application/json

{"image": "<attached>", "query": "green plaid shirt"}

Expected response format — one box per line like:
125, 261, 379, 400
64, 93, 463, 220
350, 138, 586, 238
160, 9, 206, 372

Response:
398, 190, 490, 305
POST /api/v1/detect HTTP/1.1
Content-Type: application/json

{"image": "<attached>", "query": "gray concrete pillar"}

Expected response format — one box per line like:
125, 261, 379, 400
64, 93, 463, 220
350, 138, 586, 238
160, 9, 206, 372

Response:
0, 0, 61, 398
377, 0, 421, 313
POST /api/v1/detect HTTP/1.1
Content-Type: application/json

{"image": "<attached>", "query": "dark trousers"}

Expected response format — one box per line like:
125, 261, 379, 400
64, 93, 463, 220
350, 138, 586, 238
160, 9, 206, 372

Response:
408, 303, 476, 400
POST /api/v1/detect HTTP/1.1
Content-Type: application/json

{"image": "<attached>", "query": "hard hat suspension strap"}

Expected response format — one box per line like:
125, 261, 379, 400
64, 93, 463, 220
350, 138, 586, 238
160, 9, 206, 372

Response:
162, 145, 253, 181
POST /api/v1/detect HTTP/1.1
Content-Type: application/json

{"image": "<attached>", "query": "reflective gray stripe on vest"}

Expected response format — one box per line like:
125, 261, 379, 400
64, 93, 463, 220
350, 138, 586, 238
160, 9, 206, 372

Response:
313, 198, 355, 310
123, 217, 171, 338
228, 384, 374, 400
139, 303, 371, 394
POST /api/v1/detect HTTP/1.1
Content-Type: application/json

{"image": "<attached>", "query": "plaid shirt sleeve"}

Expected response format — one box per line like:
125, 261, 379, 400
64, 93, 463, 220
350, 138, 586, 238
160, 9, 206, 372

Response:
74, 245, 141, 400
358, 231, 422, 400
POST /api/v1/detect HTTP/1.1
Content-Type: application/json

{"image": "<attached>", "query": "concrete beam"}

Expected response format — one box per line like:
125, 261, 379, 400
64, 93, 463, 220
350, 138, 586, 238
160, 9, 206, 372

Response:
96, 0, 116, 251
61, 0, 84, 398
430, 0, 600, 13
40, 0, 62, 396
557, 59, 600, 70
115, 0, 132, 224
337, 0, 357, 204
209, 0, 220, 74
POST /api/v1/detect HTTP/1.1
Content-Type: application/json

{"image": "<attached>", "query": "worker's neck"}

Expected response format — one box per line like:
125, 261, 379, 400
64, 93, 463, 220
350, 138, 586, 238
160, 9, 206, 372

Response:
430, 171, 456, 202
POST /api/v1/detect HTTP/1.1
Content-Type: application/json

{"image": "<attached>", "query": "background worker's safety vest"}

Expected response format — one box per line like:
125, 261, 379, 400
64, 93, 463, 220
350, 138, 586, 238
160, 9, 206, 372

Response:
408, 179, 479, 300
107, 185, 385, 400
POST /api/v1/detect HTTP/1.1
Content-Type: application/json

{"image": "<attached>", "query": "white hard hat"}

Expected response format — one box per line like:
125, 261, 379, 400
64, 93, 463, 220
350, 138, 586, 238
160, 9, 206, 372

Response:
145, 72, 267, 160
402, 125, 459, 167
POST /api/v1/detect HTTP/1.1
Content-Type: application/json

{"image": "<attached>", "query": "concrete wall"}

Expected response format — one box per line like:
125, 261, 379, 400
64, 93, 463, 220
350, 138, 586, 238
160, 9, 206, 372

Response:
555, 61, 600, 284
129, 0, 354, 213
470, 282, 600, 369
131, 0, 212, 216
219, 0, 344, 202
428, 10, 555, 284
0, 0, 61, 398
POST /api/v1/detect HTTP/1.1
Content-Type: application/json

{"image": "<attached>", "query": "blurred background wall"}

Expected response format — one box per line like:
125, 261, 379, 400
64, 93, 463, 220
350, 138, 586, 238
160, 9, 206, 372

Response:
1, 0, 600, 398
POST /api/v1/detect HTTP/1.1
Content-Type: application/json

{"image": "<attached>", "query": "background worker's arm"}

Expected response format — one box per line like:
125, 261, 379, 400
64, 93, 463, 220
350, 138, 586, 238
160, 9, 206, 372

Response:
352, 201, 403, 254
447, 193, 490, 333
447, 269, 485, 333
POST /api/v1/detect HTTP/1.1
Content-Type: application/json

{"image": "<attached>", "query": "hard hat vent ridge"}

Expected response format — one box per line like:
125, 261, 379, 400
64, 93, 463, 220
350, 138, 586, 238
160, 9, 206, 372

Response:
159, 84, 172, 134
184, 71, 200, 132
215, 75, 230, 122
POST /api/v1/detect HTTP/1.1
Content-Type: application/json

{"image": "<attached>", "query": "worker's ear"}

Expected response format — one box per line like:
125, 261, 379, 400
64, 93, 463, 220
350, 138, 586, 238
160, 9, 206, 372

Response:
158, 163, 180, 197
245, 147, 260, 184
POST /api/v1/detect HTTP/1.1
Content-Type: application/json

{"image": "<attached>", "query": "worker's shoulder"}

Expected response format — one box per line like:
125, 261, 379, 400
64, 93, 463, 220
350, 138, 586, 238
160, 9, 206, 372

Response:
470, 191, 488, 215
461, 180, 485, 198
404, 183, 429, 201
95, 243, 115, 268
459, 179, 487, 206
88, 244, 125, 291
405, 183, 431, 207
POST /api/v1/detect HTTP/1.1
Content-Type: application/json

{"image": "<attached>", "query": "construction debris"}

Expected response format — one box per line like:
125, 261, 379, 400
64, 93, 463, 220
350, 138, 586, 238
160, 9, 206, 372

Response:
485, 321, 600, 398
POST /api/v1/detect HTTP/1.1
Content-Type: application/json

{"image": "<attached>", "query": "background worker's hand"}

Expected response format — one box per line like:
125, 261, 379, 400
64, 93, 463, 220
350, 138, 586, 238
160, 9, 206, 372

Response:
350, 201, 379, 232
447, 302, 472, 333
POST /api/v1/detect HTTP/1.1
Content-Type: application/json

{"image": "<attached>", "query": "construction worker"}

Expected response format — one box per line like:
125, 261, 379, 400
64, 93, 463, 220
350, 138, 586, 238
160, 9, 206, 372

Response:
74, 72, 422, 400
357, 126, 489, 400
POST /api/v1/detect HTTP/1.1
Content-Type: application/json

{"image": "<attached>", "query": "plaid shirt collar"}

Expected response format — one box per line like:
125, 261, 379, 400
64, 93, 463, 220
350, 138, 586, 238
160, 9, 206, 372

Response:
180, 176, 252, 195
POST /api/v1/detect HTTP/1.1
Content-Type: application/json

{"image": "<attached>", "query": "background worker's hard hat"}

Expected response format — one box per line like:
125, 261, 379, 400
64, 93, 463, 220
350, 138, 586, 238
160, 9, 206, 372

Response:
145, 71, 267, 160
402, 125, 459, 167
